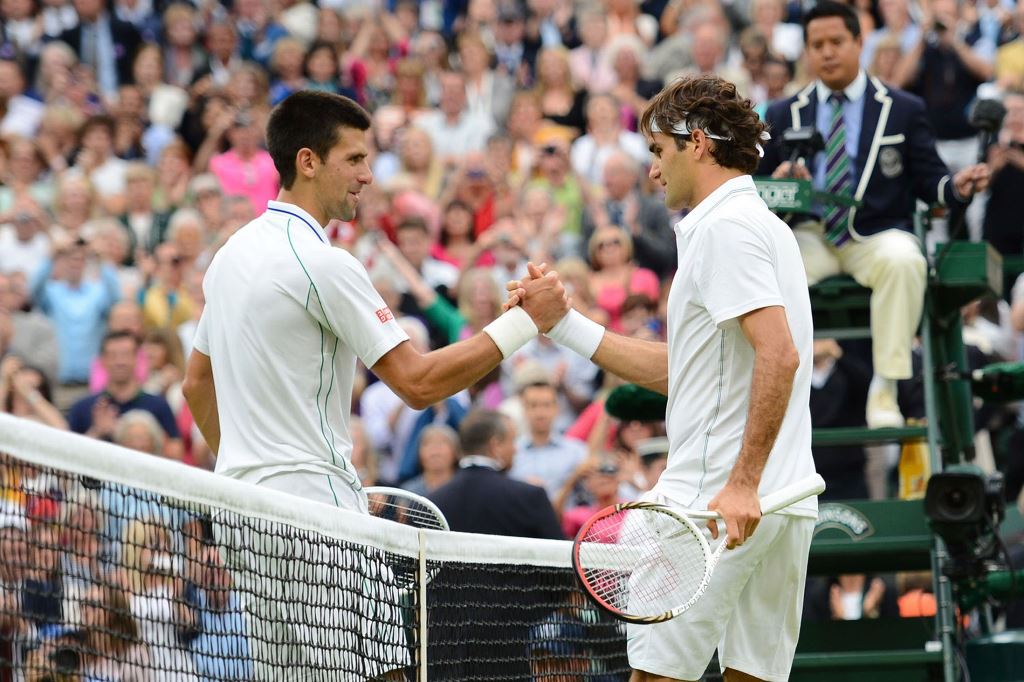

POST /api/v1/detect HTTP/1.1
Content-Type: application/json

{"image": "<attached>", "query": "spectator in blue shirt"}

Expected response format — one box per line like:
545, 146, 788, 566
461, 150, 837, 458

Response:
68, 330, 183, 461
509, 377, 587, 500
30, 234, 120, 386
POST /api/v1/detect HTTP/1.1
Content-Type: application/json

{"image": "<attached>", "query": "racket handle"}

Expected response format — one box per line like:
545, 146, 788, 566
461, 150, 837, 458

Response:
684, 473, 826, 519
759, 473, 826, 515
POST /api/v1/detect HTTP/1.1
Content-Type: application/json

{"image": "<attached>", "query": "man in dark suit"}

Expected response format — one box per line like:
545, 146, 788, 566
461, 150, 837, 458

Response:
58, 0, 140, 99
427, 409, 565, 680
430, 408, 564, 540
758, 1, 990, 429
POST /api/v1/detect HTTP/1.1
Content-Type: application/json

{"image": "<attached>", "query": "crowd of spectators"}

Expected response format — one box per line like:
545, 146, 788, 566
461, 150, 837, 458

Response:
2, 0, 1024, 675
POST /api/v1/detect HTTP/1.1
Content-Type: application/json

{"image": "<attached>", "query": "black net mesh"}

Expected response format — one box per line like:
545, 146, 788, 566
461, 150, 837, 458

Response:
0, 446, 629, 681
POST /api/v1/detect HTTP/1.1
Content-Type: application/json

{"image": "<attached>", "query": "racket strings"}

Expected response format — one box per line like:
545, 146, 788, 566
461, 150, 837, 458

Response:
367, 492, 447, 531
578, 507, 710, 617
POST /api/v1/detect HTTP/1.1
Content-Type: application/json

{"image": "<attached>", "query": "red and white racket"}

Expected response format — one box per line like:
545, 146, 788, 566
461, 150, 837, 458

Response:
571, 474, 825, 624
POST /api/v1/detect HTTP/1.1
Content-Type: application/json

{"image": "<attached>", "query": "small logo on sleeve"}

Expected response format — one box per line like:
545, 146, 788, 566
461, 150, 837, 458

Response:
375, 307, 394, 323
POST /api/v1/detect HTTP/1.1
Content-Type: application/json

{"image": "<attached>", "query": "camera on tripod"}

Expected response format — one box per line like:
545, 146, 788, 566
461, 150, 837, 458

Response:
924, 464, 1006, 579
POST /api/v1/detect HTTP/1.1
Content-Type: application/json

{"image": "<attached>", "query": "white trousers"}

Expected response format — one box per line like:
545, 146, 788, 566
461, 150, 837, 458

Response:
795, 223, 926, 379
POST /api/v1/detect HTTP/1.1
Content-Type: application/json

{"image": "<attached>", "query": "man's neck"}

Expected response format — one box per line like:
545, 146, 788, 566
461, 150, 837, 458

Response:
276, 188, 326, 227
105, 381, 138, 402
530, 430, 552, 447
689, 167, 746, 209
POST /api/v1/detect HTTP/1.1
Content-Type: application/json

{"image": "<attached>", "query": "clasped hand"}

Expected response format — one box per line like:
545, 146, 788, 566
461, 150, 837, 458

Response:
502, 262, 570, 333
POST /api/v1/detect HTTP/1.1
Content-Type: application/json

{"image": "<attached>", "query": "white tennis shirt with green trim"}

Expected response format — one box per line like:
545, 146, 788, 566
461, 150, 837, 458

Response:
656, 175, 818, 518
193, 200, 409, 505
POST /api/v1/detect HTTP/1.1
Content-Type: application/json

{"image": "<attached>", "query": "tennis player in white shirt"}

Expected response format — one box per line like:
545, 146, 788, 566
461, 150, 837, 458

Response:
182, 91, 568, 680
507, 75, 819, 682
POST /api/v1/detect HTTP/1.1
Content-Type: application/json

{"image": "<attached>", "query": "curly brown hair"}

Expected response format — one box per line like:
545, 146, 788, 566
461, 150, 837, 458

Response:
639, 75, 766, 174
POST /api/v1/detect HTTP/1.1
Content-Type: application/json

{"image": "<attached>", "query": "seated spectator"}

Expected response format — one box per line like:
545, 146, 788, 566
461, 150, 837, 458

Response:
140, 328, 185, 411
72, 114, 129, 214
79, 583, 154, 681
995, 4, 1024, 90
68, 331, 183, 461
51, 173, 98, 242
983, 91, 1024, 259
59, 0, 142, 100
526, 133, 585, 239
415, 70, 497, 164
509, 375, 588, 500
569, 9, 616, 95
0, 59, 44, 138
119, 162, 172, 257
533, 47, 587, 134
751, 0, 805, 63
268, 37, 309, 106
0, 198, 51, 279
0, 271, 59, 386
583, 151, 677, 280
121, 517, 199, 681
570, 93, 649, 187
607, 36, 659, 129
460, 32, 516, 127
0, 136, 56, 215
138, 242, 198, 332
861, 0, 922, 68
586, 226, 660, 333
181, 517, 252, 681
401, 424, 461, 496
114, 409, 167, 456
0, 356, 67, 430
557, 456, 624, 539
89, 300, 147, 393
390, 126, 445, 200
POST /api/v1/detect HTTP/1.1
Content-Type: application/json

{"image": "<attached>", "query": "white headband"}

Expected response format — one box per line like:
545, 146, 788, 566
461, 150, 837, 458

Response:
650, 117, 771, 158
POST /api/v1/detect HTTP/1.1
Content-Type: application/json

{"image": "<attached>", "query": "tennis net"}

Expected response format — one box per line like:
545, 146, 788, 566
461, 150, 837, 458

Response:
0, 414, 629, 681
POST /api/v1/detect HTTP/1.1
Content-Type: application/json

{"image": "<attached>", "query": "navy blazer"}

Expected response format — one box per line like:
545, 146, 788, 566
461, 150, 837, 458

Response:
758, 76, 963, 239
429, 464, 564, 540
58, 17, 141, 89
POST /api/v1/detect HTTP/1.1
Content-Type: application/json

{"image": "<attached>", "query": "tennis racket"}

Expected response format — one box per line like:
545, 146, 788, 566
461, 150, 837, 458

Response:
365, 486, 450, 531
571, 473, 825, 624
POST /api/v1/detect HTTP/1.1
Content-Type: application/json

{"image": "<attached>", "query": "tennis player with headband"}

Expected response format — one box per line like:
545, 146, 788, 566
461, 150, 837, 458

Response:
507, 75, 819, 682
182, 91, 568, 680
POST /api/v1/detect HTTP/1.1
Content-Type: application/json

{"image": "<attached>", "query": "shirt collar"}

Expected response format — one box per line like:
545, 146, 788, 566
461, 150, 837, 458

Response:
266, 200, 328, 244
459, 455, 504, 471
816, 70, 867, 105
674, 175, 757, 237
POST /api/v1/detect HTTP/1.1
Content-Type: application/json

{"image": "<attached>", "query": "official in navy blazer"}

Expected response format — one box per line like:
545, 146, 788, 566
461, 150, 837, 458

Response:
429, 408, 564, 540
757, 1, 990, 429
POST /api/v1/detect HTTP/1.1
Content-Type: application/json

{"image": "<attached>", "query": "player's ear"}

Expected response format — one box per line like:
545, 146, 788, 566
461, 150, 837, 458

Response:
295, 147, 319, 181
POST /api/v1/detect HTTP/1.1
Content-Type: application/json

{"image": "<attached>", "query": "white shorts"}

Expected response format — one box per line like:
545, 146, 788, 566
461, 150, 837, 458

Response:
626, 496, 814, 682
242, 468, 368, 513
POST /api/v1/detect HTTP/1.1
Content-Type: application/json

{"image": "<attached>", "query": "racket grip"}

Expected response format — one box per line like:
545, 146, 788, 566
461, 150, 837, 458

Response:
758, 474, 826, 515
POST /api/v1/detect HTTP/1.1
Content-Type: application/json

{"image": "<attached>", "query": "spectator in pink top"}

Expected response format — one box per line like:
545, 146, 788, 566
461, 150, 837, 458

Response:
208, 111, 279, 214
586, 225, 658, 333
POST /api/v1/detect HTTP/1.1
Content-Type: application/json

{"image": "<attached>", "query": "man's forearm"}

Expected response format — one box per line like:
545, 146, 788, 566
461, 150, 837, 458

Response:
729, 350, 797, 488
189, 386, 221, 455
591, 331, 669, 395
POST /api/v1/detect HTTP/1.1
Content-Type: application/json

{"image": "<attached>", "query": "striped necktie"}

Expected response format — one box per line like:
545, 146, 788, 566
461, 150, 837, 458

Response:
823, 93, 852, 247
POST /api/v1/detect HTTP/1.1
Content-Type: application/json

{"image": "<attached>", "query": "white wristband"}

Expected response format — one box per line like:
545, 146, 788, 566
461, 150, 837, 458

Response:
545, 309, 605, 359
483, 306, 538, 359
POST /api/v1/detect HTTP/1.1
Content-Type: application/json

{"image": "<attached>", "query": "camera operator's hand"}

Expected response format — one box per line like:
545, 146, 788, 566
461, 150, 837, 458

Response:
771, 160, 812, 181
953, 163, 991, 197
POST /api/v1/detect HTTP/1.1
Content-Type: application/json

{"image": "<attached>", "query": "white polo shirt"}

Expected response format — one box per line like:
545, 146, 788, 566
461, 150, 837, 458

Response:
194, 200, 409, 497
654, 175, 817, 518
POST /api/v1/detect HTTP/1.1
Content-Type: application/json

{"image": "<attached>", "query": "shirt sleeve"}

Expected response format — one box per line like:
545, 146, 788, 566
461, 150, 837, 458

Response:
192, 308, 210, 355
694, 219, 785, 328
302, 249, 410, 369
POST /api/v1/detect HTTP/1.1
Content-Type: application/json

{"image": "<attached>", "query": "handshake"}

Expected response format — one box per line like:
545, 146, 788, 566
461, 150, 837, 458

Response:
484, 262, 605, 362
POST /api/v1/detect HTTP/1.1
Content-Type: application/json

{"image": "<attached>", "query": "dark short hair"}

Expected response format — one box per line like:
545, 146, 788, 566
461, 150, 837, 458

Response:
266, 91, 371, 190
803, 0, 861, 42
639, 75, 767, 175
79, 114, 116, 143
100, 330, 139, 354
459, 409, 510, 457
396, 216, 430, 234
